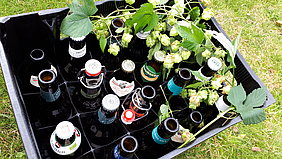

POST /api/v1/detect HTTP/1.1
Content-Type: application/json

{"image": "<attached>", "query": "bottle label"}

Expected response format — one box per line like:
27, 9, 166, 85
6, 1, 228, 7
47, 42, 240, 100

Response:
194, 67, 211, 82
152, 126, 170, 144
140, 63, 160, 82
98, 108, 116, 124
215, 96, 230, 112
68, 44, 86, 58
80, 88, 101, 99
113, 145, 132, 159
40, 87, 61, 102
167, 78, 183, 95
110, 77, 135, 97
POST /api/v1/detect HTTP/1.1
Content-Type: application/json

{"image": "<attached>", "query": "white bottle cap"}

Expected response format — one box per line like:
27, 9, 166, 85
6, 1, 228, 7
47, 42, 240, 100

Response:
85, 59, 102, 76
70, 36, 86, 41
55, 121, 75, 140
122, 60, 135, 73
121, 109, 135, 125
207, 57, 222, 71
102, 94, 120, 111
154, 51, 165, 62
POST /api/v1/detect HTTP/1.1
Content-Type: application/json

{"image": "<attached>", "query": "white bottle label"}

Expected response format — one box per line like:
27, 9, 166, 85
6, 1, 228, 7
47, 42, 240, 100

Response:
215, 96, 230, 112
109, 77, 135, 97
68, 44, 86, 58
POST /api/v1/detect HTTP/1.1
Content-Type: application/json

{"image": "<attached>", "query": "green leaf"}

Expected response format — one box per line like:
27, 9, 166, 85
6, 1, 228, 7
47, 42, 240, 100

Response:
189, 7, 200, 21
180, 40, 200, 51
191, 70, 208, 81
147, 42, 161, 60
115, 28, 125, 34
239, 108, 266, 125
60, 14, 92, 37
244, 87, 267, 108
227, 84, 246, 109
185, 82, 203, 89
176, 24, 205, 44
196, 53, 204, 65
159, 0, 169, 5
126, 3, 158, 34
158, 104, 170, 124
99, 36, 107, 53
68, 0, 98, 16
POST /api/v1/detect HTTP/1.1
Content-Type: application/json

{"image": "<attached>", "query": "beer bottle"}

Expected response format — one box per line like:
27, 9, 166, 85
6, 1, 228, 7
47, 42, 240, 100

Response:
64, 36, 92, 80
195, 57, 222, 81
37, 69, 70, 127
108, 59, 136, 97
90, 94, 121, 146
73, 59, 104, 112
113, 135, 138, 159
50, 121, 81, 156
164, 68, 192, 96
140, 51, 165, 84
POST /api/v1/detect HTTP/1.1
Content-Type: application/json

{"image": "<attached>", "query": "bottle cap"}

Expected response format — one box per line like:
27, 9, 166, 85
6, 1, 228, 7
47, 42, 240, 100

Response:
154, 51, 165, 62
55, 121, 75, 140
136, 31, 151, 39
121, 109, 135, 125
207, 57, 222, 71
102, 94, 120, 111
85, 59, 102, 77
122, 60, 135, 73
70, 36, 86, 41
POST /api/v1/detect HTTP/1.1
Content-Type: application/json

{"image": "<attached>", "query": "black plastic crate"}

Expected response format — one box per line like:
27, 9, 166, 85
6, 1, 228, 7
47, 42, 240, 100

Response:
0, 0, 275, 158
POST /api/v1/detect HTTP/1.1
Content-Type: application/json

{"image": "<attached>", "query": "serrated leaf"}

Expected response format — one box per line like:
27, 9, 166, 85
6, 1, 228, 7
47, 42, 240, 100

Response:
185, 82, 203, 89
176, 24, 205, 44
68, 0, 98, 16
191, 70, 208, 81
227, 84, 246, 109
189, 7, 200, 21
99, 36, 107, 53
126, 3, 158, 34
240, 108, 266, 125
244, 87, 267, 108
147, 42, 161, 60
180, 40, 200, 51
60, 14, 92, 37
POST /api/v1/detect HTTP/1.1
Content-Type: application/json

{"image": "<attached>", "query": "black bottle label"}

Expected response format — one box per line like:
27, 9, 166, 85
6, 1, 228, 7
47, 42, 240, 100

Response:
40, 87, 61, 102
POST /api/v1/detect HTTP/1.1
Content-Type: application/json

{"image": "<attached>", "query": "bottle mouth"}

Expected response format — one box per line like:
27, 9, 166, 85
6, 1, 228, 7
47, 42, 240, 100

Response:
30, 49, 45, 61
164, 118, 179, 133
178, 68, 191, 80
38, 69, 56, 84
111, 18, 125, 29
141, 85, 156, 100
190, 111, 203, 124
120, 136, 138, 153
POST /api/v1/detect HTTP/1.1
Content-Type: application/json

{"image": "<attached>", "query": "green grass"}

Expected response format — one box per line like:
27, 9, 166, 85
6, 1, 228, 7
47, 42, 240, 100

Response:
0, 0, 281, 158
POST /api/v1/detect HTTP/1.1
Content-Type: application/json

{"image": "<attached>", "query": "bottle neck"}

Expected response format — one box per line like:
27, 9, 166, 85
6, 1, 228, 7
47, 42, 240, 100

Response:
189, 111, 203, 124
69, 37, 86, 50
114, 136, 138, 159
201, 63, 217, 77
173, 68, 191, 87
157, 118, 179, 139
222, 95, 231, 106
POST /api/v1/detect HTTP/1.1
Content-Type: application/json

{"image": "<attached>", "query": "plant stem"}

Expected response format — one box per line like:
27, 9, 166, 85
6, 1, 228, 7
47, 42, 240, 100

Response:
178, 107, 235, 148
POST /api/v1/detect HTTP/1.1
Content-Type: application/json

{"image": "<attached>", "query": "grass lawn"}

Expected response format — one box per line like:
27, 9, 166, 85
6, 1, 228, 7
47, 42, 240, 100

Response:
0, 0, 281, 158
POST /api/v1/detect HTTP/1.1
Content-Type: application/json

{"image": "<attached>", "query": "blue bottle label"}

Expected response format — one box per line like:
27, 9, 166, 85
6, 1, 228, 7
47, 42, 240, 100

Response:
152, 126, 170, 144
167, 78, 183, 95
40, 88, 61, 102
113, 145, 132, 159
98, 108, 116, 124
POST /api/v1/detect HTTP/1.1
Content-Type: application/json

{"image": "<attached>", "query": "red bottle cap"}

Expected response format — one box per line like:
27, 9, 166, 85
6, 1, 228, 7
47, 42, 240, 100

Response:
121, 109, 135, 125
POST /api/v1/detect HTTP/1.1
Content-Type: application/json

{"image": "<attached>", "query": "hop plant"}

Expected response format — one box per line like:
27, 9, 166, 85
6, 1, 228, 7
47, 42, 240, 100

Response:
160, 34, 170, 46
125, 0, 135, 5
211, 79, 222, 90
122, 33, 133, 48
146, 35, 156, 47
189, 95, 201, 109
172, 53, 182, 63
163, 54, 174, 69
214, 48, 226, 58
197, 90, 208, 101
207, 90, 219, 105
202, 8, 214, 20
152, 31, 160, 40
167, 16, 177, 26
202, 49, 211, 58
180, 48, 191, 60
171, 40, 180, 52
148, 0, 161, 7
170, 26, 178, 37
221, 85, 232, 94
108, 43, 120, 56
154, 22, 167, 32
